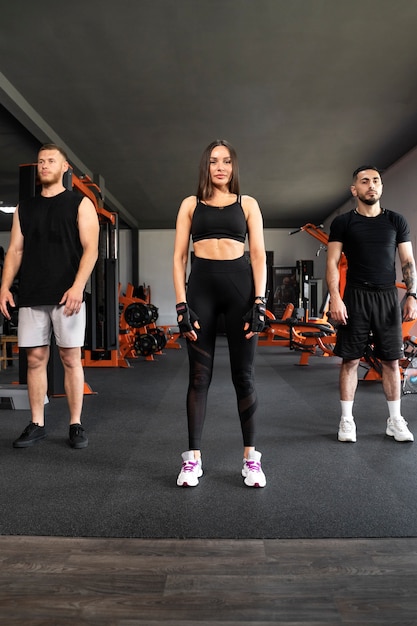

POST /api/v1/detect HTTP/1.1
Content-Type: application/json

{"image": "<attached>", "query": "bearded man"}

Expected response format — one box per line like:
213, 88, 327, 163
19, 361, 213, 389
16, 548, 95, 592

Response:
0, 144, 99, 449
326, 166, 417, 443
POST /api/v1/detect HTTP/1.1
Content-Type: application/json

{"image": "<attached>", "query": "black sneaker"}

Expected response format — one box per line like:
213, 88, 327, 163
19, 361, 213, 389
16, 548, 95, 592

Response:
69, 424, 88, 449
13, 422, 47, 448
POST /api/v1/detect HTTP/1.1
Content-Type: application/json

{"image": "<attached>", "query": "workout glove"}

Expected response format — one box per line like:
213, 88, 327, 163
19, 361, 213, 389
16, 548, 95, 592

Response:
176, 302, 200, 334
243, 301, 266, 333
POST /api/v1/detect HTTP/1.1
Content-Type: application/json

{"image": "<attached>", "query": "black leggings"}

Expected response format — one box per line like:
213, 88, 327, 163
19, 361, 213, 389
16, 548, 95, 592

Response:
185, 255, 258, 450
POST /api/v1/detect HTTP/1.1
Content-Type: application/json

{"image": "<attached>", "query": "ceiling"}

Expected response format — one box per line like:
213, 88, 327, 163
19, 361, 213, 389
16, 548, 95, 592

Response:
2, 1, 417, 233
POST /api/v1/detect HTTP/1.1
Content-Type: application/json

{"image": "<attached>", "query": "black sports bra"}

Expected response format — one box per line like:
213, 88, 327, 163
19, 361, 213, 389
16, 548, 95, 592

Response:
191, 196, 247, 243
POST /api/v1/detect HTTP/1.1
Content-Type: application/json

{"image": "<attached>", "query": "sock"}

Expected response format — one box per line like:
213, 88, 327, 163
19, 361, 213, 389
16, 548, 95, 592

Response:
340, 400, 354, 419
387, 400, 401, 419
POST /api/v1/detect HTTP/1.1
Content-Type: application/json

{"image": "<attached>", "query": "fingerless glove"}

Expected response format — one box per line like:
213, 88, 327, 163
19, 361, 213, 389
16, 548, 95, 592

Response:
176, 302, 200, 334
243, 301, 266, 333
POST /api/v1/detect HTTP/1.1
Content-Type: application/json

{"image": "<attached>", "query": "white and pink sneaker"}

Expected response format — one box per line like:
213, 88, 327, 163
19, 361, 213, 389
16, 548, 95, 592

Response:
177, 451, 203, 487
242, 450, 266, 487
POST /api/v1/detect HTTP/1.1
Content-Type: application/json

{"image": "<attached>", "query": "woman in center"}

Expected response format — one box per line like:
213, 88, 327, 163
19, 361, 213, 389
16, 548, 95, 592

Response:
173, 139, 267, 488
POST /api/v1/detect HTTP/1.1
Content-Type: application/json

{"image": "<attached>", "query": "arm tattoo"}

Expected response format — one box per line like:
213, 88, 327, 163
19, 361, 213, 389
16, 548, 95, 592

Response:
402, 261, 417, 292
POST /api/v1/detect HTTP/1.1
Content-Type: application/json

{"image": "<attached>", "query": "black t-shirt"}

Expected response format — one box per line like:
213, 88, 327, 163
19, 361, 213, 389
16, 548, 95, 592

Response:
328, 209, 410, 286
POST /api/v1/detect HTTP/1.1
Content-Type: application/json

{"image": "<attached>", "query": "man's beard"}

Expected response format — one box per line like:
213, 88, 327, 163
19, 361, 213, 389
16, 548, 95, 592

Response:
358, 193, 379, 206
362, 197, 379, 205
38, 172, 61, 185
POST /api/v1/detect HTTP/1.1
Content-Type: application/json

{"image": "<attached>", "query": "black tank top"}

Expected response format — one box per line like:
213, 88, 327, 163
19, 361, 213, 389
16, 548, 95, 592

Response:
191, 196, 247, 243
18, 190, 84, 306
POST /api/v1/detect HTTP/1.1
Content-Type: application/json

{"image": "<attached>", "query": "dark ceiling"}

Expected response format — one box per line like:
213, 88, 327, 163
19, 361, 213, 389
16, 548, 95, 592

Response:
2, 1, 417, 233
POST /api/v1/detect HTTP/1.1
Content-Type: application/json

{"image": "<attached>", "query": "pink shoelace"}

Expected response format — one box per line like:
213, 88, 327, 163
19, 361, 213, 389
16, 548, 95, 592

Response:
182, 460, 200, 473
245, 460, 262, 473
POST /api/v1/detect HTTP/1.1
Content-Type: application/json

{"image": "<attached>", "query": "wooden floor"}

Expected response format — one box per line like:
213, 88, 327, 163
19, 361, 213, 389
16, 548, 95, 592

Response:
1, 536, 417, 624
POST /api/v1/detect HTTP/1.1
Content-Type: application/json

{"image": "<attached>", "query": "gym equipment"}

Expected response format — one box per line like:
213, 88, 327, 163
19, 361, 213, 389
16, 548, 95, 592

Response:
403, 345, 417, 394
118, 283, 167, 365
79, 172, 119, 368
153, 325, 182, 349
124, 302, 156, 328
135, 333, 159, 357
290, 223, 347, 300
296, 259, 314, 312
148, 304, 159, 323
149, 327, 167, 350
133, 327, 167, 357
0, 385, 48, 410
0, 335, 18, 370
258, 304, 337, 365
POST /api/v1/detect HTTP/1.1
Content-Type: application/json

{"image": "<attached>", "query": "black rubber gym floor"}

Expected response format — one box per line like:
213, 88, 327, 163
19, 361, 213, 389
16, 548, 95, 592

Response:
1, 337, 416, 539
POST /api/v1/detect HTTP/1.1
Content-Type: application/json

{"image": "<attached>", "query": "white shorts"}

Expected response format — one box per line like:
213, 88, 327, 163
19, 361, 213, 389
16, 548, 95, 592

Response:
18, 304, 86, 348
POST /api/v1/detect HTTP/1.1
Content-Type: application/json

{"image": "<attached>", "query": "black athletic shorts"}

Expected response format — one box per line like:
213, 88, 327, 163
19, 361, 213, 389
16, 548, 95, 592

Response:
334, 284, 402, 361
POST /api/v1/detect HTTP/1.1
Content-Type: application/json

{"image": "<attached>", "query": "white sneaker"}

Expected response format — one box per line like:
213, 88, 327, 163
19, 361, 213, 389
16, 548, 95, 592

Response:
242, 450, 266, 488
338, 418, 357, 442
177, 451, 203, 487
386, 417, 414, 442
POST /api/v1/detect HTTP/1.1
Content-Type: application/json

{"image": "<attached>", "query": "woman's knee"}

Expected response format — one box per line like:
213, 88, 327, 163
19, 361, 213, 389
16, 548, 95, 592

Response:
190, 369, 212, 393
232, 369, 255, 395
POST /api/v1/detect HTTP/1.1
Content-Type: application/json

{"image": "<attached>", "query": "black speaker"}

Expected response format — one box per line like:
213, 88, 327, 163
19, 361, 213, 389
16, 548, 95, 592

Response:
296, 259, 314, 281
19, 164, 39, 201
296, 260, 314, 310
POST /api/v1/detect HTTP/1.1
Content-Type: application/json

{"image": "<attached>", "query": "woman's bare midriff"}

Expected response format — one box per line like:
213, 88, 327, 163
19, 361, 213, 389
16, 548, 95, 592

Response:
193, 238, 245, 261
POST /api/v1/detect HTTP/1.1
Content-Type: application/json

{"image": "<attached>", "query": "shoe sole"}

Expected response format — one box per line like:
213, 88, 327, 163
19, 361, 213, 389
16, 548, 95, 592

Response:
385, 430, 414, 442
13, 435, 47, 448
244, 479, 266, 488
70, 441, 89, 449
338, 434, 356, 442
242, 471, 266, 488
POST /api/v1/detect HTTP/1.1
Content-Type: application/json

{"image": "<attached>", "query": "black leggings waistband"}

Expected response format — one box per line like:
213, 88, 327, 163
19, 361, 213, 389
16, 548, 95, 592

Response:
191, 255, 250, 273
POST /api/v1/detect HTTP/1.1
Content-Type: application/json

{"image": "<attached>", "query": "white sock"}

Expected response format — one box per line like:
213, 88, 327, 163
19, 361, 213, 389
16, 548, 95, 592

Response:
387, 400, 401, 419
340, 400, 354, 419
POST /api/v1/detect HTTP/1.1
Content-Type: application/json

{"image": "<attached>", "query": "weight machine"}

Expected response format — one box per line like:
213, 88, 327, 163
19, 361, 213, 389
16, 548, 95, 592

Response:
258, 303, 337, 365
72, 171, 119, 368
